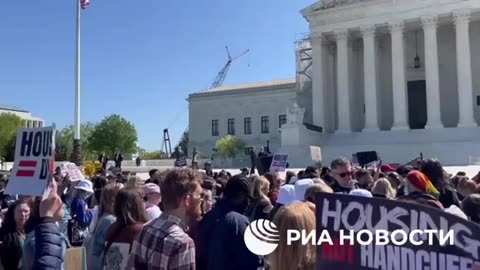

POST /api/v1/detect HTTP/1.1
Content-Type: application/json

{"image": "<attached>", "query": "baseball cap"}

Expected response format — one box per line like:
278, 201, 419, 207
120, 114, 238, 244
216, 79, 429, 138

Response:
223, 175, 252, 199
144, 183, 161, 195
381, 164, 397, 173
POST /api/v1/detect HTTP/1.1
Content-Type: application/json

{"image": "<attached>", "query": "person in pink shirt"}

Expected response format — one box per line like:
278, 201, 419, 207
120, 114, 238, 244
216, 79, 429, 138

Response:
143, 183, 162, 221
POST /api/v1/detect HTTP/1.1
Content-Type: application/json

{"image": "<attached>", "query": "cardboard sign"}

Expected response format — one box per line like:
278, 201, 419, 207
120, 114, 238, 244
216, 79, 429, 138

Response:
269, 154, 288, 172
60, 162, 84, 182
6, 126, 55, 196
310, 146, 322, 161
351, 154, 359, 167
315, 193, 480, 270
65, 247, 87, 270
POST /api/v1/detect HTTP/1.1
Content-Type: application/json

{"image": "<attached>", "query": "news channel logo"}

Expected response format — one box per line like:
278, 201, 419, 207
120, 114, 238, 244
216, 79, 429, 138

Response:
244, 219, 280, 256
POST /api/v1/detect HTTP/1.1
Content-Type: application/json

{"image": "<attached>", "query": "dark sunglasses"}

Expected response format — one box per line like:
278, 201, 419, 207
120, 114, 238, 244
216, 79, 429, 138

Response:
338, 171, 352, 178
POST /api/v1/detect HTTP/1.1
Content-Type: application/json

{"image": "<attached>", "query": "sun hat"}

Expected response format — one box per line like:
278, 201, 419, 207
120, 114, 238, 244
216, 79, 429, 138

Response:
294, 178, 314, 202
277, 184, 296, 205
74, 179, 94, 194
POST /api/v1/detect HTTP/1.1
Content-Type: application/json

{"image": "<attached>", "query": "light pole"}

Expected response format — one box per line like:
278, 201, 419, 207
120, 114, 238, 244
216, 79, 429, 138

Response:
71, 0, 83, 166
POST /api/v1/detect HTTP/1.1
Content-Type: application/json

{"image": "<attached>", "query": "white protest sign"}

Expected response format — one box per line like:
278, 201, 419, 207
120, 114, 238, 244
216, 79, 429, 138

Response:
310, 146, 322, 161
6, 126, 55, 196
60, 162, 84, 182
269, 153, 288, 172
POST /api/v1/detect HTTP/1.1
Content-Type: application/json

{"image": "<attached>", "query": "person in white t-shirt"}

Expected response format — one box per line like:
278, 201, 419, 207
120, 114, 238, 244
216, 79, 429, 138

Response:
143, 183, 162, 221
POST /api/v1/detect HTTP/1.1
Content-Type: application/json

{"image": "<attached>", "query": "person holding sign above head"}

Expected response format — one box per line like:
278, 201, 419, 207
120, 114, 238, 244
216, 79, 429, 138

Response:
329, 158, 360, 194
23, 196, 70, 270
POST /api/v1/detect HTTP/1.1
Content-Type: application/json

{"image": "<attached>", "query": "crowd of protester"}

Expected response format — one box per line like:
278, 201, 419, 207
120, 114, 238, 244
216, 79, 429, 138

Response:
0, 156, 480, 269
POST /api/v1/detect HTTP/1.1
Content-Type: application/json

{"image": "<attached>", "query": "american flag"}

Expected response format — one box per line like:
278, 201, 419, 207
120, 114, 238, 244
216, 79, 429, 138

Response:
81, 0, 90, 9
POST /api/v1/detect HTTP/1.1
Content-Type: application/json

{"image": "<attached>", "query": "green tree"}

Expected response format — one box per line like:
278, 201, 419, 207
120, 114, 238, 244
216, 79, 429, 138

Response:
176, 130, 189, 157
214, 135, 246, 159
89, 114, 138, 157
0, 113, 23, 161
55, 122, 97, 161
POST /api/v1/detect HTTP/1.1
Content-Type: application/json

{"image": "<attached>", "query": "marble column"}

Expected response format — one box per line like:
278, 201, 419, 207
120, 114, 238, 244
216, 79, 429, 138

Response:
311, 32, 326, 130
422, 15, 444, 128
361, 25, 379, 131
453, 10, 477, 127
335, 30, 351, 132
389, 21, 409, 130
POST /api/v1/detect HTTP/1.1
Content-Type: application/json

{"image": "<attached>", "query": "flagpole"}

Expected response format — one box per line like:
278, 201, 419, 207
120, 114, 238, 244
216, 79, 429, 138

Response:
72, 0, 83, 166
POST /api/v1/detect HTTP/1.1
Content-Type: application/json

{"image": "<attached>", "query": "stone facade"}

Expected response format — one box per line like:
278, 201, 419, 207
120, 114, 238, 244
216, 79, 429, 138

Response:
278, 0, 480, 167
188, 80, 296, 167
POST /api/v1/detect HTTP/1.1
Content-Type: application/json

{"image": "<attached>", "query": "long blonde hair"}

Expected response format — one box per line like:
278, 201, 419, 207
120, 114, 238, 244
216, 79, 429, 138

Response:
126, 176, 144, 197
252, 176, 270, 202
271, 202, 316, 270
98, 183, 123, 219
372, 178, 396, 199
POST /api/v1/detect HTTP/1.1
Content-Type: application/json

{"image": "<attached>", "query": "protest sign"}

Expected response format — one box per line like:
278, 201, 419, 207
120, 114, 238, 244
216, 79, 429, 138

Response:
310, 146, 322, 161
60, 162, 84, 182
6, 126, 55, 196
174, 156, 187, 167
315, 193, 480, 270
269, 153, 288, 172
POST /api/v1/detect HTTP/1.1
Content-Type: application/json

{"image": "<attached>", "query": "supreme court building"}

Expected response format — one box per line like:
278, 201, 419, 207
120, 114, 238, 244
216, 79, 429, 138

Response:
189, 0, 480, 167
280, 0, 480, 167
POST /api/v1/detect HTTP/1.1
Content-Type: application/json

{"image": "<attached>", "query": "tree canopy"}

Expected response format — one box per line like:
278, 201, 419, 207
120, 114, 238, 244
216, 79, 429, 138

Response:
0, 113, 23, 161
89, 114, 138, 157
214, 135, 246, 159
55, 122, 96, 161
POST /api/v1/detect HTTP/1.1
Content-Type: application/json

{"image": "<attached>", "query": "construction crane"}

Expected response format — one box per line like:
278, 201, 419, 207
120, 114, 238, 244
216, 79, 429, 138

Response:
208, 46, 250, 90
162, 46, 250, 157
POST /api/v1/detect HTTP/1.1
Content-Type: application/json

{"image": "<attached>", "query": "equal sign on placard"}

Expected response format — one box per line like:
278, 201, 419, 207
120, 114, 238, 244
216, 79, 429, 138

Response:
16, 160, 37, 177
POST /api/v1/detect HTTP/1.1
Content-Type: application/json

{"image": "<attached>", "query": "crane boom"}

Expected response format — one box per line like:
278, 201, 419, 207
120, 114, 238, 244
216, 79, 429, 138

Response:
162, 46, 249, 152
209, 46, 250, 89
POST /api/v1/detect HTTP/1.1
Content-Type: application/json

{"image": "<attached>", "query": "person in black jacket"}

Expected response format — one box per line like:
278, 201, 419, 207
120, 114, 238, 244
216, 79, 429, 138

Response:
34, 180, 65, 270
329, 157, 360, 194
420, 159, 460, 208
0, 198, 30, 270
197, 175, 260, 270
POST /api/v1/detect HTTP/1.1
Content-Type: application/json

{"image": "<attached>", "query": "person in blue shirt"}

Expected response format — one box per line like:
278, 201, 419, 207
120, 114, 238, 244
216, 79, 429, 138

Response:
69, 179, 94, 246
70, 180, 94, 228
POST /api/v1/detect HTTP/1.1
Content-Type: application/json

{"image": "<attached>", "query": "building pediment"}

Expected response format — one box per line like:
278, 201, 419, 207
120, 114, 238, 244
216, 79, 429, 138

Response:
316, 0, 371, 11
302, 0, 376, 16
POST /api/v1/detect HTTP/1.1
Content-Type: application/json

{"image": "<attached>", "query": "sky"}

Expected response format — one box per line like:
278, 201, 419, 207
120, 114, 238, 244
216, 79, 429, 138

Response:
0, 0, 315, 151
